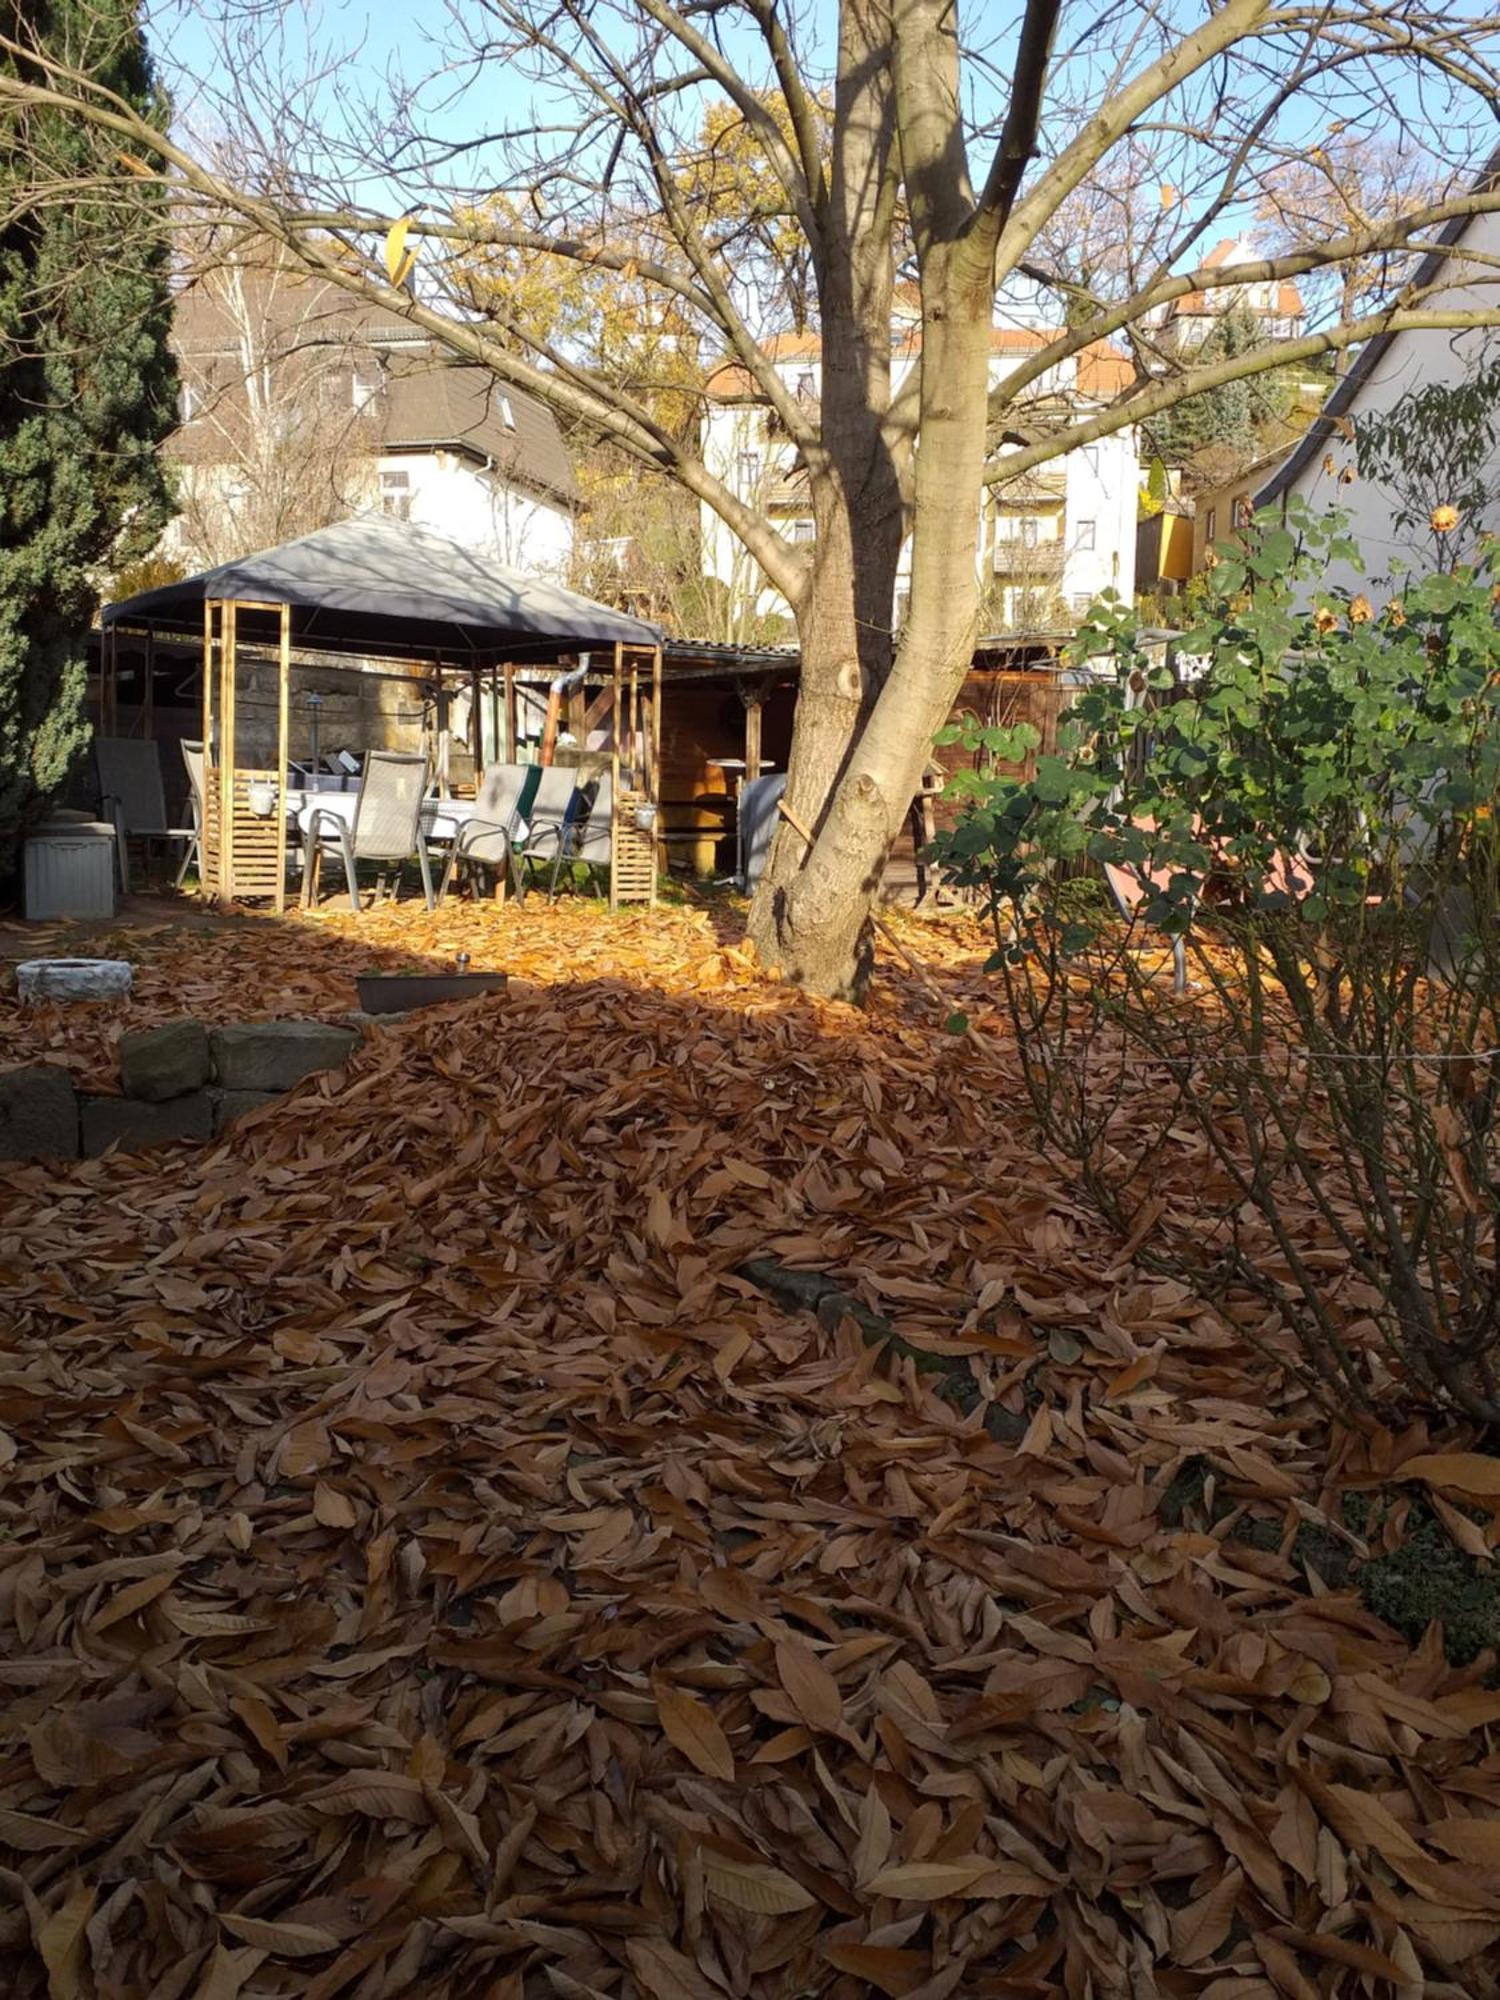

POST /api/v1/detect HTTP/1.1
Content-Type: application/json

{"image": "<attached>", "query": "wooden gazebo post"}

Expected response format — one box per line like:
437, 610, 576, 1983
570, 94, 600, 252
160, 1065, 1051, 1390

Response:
201, 597, 292, 910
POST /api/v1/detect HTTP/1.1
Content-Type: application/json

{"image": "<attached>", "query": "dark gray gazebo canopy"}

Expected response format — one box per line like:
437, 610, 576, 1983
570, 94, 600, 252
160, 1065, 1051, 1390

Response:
102, 514, 662, 666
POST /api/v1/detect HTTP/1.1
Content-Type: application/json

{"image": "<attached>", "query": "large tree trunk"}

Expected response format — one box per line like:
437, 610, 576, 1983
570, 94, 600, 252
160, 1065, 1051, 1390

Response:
746, 0, 903, 985
748, 250, 996, 998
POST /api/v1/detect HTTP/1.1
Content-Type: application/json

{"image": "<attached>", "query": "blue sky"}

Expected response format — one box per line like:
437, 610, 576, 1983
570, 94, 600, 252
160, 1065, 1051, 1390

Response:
140, 0, 1499, 317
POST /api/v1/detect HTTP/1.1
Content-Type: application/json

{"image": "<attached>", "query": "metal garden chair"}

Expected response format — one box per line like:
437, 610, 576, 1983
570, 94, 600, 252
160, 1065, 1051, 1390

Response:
437, 762, 541, 905
177, 739, 207, 888
301, 749, 436, 913
534, 771, 613, 901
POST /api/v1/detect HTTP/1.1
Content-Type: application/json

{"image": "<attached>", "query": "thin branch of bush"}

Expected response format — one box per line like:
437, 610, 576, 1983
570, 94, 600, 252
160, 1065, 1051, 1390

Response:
936, 501, 1500, 1426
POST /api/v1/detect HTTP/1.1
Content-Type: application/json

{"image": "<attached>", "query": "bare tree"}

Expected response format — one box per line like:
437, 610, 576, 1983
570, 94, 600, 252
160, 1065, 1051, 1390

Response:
8, 2, 1500, 991
168, 230, 380, 567
1258, 134, 1447, 333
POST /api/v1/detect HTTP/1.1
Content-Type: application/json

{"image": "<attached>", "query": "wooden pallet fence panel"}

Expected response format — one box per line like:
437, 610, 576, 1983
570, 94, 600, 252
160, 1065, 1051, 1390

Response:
612, 790, 657, 906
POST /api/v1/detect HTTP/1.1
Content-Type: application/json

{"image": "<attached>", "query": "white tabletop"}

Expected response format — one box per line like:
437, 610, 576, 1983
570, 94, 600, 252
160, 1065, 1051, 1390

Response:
285, 791, 478, 842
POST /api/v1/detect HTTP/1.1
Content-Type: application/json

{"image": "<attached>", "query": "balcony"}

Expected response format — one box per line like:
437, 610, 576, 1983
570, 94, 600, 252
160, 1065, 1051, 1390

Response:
991, 538, 1065, 578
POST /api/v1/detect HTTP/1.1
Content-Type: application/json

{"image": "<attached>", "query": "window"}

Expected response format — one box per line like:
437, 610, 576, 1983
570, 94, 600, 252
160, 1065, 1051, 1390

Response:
351, 367, 381, 410
789, 519, 815, 544
737, 450, 762, 491
1075, 519, 1096, 550
1205, 506, 1217, 543
499, 394, 517, 431
1071, 592, 1094, 616
1231, 494, 1253, 530
177, 382, 198, 424
796, 370, 816, 401
1081, 445, 1099, 473
380, 469, 412, 520
996, 514, 1041, 545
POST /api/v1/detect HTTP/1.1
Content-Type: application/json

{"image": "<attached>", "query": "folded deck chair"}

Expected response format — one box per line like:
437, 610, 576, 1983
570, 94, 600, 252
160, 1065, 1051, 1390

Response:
94, 737, 199, 892
738, 773, 787, 890
177, 739, 207, 889
301, 749, 435, 913
437, 762, 541, 905
539, 770, 614, 901
510, 767, 584, 903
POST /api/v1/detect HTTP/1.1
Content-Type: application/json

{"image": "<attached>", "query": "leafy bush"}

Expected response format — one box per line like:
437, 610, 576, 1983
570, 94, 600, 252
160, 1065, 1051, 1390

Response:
935, 503, 1500, 1425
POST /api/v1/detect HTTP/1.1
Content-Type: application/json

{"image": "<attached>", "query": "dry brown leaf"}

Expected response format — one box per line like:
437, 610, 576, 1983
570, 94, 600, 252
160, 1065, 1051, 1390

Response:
1169, 1865, 1243, 1965
624, 1936, 728, 1999
219, 1914, 341, 1957
654, 1682, 735, 1782
701, 1849, 815, 1915
1399, 1452, 1500, 1497
36, 1879, 95, 2000
312, 1482, 358, 1529
821, 1941, 930, 1996
863, 1860, 996, 1901
0, 1810, 88, 1852
1426, 1818, 1500, 1866
775, 1638, 843, 1733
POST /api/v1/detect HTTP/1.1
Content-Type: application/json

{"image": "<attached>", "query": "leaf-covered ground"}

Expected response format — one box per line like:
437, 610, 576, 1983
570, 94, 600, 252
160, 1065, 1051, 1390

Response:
2, 900, 1499, 1999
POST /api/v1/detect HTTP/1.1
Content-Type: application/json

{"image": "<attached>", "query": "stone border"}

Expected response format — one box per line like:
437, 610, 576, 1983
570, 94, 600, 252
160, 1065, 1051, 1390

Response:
0, 1019, 362, 1161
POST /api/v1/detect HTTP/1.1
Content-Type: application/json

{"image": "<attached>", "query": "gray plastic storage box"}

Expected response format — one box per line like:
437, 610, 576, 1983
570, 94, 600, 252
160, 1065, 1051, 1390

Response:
23, 812, 117, 920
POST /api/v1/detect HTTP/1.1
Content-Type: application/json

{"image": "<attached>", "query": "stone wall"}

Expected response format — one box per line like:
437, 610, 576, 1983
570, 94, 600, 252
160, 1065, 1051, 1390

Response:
0, 1020, 361, 1162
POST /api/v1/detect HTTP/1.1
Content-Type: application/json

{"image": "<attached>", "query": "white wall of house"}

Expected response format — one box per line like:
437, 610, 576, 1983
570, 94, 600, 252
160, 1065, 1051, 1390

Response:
1061, 432, 1140, 614
376, 451, 573, 578
1265, 207, 1500, 597
702, 338, 1141, 631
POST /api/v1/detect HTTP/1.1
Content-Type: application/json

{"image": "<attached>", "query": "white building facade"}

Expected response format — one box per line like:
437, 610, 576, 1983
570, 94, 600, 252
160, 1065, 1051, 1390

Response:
701, 324, 1141, 633
166, 269, 579, 580
1257, 186, 1500, 597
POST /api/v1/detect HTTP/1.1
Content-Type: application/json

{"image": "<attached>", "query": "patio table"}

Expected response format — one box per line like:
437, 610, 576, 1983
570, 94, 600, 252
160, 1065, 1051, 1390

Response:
282, 790, 479, 844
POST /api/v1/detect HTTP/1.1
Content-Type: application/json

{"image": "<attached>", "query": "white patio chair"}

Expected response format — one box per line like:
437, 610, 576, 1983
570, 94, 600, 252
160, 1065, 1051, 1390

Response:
301, 749, 435, 913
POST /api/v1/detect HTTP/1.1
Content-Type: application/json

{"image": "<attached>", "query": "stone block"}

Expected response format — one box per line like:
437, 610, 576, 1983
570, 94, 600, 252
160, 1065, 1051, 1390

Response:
119, 1020, 210, 1103
0, 1064, 79, 1160
209, 1020, 359, 1092
211, 1088, 280, 1134
81, 1090, 214, 1156
17, 958, 132, 1003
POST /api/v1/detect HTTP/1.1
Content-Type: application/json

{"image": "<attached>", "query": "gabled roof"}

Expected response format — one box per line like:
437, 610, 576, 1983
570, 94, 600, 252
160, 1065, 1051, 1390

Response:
1171, 240, 1304, 320
382, 360, 580, 505
707, 324, 1133, 401
1258, 140, 1500, 507
171, 265, 580, 508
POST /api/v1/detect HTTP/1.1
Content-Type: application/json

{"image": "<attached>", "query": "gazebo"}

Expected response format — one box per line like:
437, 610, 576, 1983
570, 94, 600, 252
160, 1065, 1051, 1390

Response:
101, 516, 663, 910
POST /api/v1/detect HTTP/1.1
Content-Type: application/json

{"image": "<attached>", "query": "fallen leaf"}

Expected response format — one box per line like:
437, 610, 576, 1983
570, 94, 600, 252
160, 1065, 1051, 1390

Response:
654, 1682, 735, 1782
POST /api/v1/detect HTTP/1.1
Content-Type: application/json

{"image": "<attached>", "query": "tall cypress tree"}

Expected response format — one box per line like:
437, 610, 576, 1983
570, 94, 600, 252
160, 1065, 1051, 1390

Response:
0, 0, 177, 882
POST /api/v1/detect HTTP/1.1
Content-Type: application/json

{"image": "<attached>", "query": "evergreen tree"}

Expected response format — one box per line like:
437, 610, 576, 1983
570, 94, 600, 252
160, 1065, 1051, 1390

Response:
0, 0, 177, 881
1147, 304, 1291, 468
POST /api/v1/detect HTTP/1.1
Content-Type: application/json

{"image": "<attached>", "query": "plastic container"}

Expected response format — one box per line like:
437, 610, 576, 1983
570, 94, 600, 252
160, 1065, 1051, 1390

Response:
23, 813, 117, 920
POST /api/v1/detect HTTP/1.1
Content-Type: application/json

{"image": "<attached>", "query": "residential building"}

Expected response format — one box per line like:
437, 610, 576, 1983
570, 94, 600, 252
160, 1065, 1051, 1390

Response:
166, 262, 579, 578
701, 321, 1141, 632
1191, 443, 1297, 571
1257, 142, 1500, 594
1158, 237, 1306, 351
